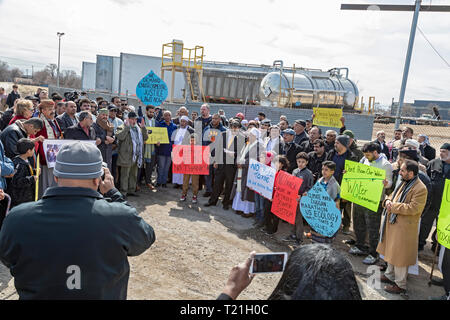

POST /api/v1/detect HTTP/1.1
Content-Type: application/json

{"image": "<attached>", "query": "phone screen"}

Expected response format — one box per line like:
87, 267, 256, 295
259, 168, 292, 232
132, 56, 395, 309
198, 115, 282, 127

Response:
251, 253, 287, 274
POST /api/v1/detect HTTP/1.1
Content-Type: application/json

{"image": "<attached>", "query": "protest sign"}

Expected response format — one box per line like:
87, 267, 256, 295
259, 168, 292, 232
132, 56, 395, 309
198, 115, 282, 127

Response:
341, 160, 385, 212
172, 145, 210, 175
437, 179, 450, 249
247, 159, 276, 200
145, 127, 170, 144
313, 107, 343, 128
136, 70, 168, 106
271, 170, 303, 225
300, 182, 342, 238
43, 140, 97, 168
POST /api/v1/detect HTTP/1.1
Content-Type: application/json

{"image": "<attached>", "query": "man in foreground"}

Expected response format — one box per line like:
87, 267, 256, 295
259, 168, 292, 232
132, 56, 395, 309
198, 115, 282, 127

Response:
0, 142, 155, 299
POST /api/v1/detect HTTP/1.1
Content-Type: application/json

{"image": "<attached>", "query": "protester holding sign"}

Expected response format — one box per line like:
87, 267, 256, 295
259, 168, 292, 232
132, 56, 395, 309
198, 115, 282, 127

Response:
179, 134, 201, 204
377, 160, 428, 295
349, 143, 393, 265
230, 128, 265, 217
138, 105, 157, 190
284, 152, 314, 245
172, 116, 194, 188
155, 111, 177, 188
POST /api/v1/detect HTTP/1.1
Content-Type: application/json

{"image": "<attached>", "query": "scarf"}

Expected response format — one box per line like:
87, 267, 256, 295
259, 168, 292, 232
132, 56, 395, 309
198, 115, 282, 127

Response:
40, 113, 58, 139
96, 117, 114, 136
379, 175, 418, 243
143, 115, 155, 159
130, 125, 144, 168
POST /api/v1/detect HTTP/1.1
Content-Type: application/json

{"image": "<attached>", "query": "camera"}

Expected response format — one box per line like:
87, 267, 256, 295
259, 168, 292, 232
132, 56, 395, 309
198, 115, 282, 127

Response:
64, 91, 79, 102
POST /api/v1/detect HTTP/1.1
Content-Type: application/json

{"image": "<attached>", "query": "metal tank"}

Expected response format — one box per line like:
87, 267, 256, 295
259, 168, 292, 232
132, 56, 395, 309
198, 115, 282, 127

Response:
259, 61, 359, 109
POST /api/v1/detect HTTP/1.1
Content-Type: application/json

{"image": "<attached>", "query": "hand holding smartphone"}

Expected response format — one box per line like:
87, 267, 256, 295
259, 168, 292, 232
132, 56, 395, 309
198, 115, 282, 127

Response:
250, 252, 288, 274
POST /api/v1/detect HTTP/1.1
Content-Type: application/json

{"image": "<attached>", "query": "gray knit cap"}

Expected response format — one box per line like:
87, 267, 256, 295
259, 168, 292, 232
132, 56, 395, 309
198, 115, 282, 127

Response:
53, 142, 103, 179
336, 135, 350, 147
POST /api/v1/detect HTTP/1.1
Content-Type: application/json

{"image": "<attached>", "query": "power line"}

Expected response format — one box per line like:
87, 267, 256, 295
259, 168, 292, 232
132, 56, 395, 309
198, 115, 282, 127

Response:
417, 25, 450, 68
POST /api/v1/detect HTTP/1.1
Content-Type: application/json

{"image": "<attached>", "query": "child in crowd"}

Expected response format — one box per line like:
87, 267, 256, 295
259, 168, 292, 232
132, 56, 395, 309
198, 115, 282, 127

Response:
307, 160, 341, 244
285, 152, 314, 245
8, 138, 39, 208
253, 151, 275, 228
262, 155, 289, 235
180, 133, 200, 204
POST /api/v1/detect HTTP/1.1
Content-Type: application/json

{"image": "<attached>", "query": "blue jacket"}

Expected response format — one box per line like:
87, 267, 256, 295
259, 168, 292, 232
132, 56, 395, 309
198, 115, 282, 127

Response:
156, 120, 177, 156
0, 140, 14, 190
0, 187, 155, 300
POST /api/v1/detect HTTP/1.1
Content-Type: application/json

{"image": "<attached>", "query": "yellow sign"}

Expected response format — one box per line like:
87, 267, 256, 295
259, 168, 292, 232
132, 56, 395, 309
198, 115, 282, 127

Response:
437, 179, 450, 249
145, 127, 170, 144
313, 108, 343, 128
35, 154, 40, 201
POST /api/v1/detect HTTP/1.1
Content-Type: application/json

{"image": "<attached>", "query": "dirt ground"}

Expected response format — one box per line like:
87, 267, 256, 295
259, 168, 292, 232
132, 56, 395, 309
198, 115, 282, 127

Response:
0, 184, 446, 300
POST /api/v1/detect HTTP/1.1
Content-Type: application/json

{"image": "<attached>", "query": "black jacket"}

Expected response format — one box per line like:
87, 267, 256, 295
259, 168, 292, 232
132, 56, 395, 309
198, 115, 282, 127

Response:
0, 121, 27, 159
294, 131, 309, 146
212, 130, 245, 166
420, 144, 436, 162
7, 156, 35, 207
56, 112, 79, 134
64, 123, 96, 140
282, 142, 303, 174
427, 158, 450, 210
6, 91, 20, 109
300, 139, 315, 154
0, 107, 15, 131
307, 151, 328, 183
0, 187, 155, 300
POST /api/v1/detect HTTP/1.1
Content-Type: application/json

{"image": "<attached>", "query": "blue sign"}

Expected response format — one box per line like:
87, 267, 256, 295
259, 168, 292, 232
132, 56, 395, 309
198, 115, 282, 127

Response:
299, 182, 341, 237
136, 70, 168, 106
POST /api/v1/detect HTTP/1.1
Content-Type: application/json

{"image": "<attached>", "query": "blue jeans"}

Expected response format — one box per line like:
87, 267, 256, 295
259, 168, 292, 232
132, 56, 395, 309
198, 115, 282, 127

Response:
157, 155, 171, 185
254, 193, 265, 222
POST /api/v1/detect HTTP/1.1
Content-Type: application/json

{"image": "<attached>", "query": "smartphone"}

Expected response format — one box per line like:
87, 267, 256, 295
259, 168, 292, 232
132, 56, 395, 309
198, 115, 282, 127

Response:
101, 162, 108, 180
250, 252, 288, 274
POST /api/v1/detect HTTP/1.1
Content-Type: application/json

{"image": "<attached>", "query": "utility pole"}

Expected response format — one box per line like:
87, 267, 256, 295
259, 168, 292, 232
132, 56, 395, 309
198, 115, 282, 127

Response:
341, 1, 450, 129
56, 32, 65, 87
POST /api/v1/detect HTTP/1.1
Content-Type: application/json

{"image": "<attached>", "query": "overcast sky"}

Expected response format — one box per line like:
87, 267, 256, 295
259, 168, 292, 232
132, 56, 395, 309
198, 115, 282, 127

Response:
1, 0, 449, 105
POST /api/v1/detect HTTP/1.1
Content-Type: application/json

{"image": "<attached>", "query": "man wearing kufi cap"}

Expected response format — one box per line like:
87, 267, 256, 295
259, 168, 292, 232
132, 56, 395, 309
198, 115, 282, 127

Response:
92, 108, 116, 170
0, 142, 155, 299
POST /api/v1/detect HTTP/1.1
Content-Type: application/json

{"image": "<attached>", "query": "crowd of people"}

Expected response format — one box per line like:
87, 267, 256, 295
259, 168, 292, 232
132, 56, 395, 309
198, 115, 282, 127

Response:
0, 84, 448, 300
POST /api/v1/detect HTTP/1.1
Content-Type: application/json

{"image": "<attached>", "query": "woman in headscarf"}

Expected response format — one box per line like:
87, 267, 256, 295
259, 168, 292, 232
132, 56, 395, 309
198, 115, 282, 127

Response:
230, 128, 266, 218
417, 134, 436, 161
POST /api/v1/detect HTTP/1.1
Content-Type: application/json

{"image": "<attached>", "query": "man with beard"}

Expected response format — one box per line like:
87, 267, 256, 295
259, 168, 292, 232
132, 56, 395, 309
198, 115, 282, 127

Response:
57, 101, 79, 134
92, 108, 116, 170
377, 160, 427, 295
307, 139, 327, 183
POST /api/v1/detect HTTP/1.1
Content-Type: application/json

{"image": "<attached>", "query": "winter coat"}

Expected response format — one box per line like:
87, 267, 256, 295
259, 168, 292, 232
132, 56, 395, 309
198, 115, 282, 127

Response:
0, 187, 155, 300
6, 91, 20, 109
115, 125, 148, 167
7, 156, 35, 207
0, 140, 14, 190
56, 112, 79, 134
0, 121, 27, 159
64, 123, 96, 141
377, 178, 428, 267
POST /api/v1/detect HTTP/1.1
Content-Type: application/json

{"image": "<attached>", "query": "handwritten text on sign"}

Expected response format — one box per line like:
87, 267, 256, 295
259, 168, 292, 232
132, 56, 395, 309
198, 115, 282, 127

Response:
172, 145, 210, 175
341, 160, 385, 212
271, 170, 303, 225
43, 139, 97, 168
300, 182, 342, 237
437, 179, 450, 249
313, 108, 343, 128
136, 70, 168, 106
247, 159, 276, 200
145, 127, 170, 144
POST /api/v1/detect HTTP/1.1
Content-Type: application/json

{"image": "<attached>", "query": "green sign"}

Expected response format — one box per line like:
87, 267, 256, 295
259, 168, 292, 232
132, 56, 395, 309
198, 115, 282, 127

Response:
437, 179, 450, 250
341, 160, 386, 212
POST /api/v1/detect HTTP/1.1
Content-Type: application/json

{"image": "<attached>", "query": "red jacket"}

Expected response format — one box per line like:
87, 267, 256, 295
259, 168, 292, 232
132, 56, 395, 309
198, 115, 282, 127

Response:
35, 117, 63, 166
9, 115, 28, 125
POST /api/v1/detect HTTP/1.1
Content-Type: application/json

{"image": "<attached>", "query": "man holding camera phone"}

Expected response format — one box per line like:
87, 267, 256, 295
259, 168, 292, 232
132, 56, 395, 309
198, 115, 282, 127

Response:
0, 142, 155, 300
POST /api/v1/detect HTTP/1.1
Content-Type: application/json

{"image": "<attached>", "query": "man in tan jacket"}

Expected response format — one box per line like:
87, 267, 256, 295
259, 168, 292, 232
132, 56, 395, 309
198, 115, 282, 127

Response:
377, 160, 428, 294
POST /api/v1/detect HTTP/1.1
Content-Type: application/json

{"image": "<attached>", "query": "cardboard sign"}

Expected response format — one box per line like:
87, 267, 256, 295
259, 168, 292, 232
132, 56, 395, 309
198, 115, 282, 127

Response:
136, 70, 168, 106
300, 182, 342, 237
271, 170, 303, 225
247, 159, 276, 200
172, 145, 210, 175
145, 127, 170, 144
43, 139, 97, 168
313, 107, 343, 128
341, 160, 386, 212
437, 179, 450, 249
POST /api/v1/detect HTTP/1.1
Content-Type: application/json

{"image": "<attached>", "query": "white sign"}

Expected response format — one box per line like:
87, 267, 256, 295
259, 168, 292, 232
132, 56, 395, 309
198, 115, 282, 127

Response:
247, 159, 276, 200
43, 139, 97, 168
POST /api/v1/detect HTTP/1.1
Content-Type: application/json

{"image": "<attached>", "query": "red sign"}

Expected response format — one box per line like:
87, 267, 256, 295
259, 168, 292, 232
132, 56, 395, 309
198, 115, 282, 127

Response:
172, 145, 210, 175
271, 171, 303, 225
